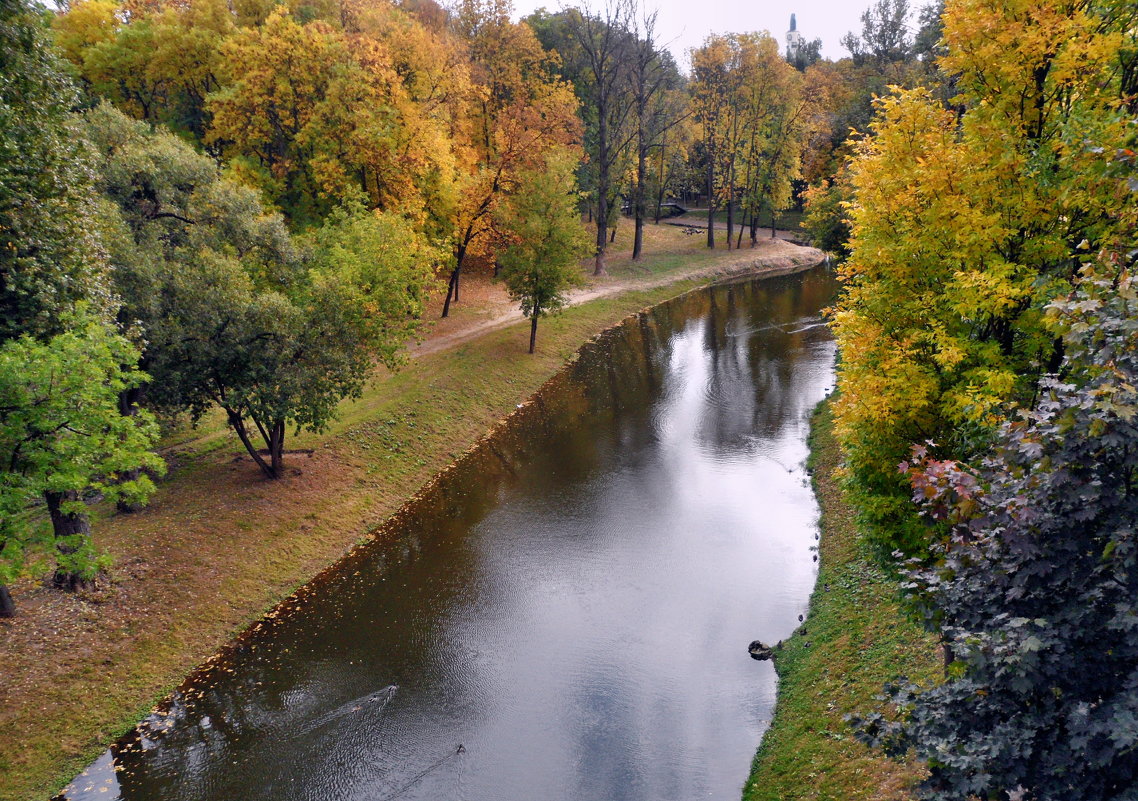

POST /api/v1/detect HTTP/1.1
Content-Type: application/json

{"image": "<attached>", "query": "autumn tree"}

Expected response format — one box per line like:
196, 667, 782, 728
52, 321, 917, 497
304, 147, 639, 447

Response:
733, 33, 806, 245
690, 33, 806, 250
625, 7, 683, 260
205, 6, 458, 226
644, 90, 693, 220
689, 34, 733, 249
832, 0, 1138, 553
792, 1, 947, 257
205, 9, 361, 222
553, 0, 635, 275
439, 0, 579, 317
497, 151, 590, 353
857, 248, 1138, 799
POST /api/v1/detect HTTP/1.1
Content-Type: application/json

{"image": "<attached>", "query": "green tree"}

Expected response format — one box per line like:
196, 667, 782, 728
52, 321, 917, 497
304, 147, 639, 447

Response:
152, 204, 433, 478
0, 312, 163, 615
840, 0, 912, 66
537, 1, 635, 275
0, 0, 154, 615
497, 151, 590, 353
801, 173, 851, 257
0, 0, 109, 342
82, 104, 433, 480
82, 102, 297, 477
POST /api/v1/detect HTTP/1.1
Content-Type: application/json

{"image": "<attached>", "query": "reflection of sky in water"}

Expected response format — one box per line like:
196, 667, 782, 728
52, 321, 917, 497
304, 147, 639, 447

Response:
61, 269, 837, 801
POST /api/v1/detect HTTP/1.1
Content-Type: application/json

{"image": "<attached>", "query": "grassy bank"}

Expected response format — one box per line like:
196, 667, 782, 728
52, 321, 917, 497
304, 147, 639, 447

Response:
0, 225, 821, 801
743, 401, 940, 801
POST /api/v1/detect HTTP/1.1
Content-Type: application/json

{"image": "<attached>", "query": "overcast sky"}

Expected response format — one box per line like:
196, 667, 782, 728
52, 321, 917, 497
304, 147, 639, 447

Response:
510, 0, 874, 69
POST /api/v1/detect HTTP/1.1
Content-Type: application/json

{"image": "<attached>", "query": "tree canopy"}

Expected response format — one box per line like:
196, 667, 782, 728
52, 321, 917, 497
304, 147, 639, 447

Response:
0, 312, 162, 612
497, 150, 591, 353
856, 251, 1138, 800
0, 0, 109, 342
831, 0, 1138, 553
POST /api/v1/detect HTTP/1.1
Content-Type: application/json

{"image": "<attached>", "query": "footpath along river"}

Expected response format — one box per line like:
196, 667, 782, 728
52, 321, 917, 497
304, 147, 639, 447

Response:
61, 266, 838, 801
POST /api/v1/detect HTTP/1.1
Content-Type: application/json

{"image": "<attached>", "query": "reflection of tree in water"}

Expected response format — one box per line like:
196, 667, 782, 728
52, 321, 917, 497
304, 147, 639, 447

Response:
694, 273, 837, 456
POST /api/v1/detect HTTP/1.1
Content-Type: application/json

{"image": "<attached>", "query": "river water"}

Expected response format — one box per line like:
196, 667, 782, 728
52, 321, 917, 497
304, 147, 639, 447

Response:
61, 267, 837, 801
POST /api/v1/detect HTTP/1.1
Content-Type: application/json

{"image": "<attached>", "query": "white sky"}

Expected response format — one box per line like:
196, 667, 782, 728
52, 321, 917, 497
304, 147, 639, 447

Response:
510, 0, 871, 70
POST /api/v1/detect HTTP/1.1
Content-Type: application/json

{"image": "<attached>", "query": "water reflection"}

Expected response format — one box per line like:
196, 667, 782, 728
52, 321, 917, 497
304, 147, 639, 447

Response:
61, 267, 837, 801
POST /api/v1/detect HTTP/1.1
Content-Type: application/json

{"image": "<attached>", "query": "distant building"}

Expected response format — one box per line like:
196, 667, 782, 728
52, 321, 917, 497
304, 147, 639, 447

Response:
785, 13, 804, 61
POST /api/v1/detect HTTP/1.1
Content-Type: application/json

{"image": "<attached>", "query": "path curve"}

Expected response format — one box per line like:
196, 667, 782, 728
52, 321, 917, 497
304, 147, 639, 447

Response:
412, 239, 825, 359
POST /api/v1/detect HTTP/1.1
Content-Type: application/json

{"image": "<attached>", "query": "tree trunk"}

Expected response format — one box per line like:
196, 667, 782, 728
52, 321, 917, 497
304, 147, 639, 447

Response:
443, 263, 462, 318
0, 584, 15, 617
443, 243, 470, 318
736, 211, 746, 249
609, 225, 617, 244
632, 117, 648, 261
771, 211, 777, 239
750, 214, 759, 246
45, 490, 95, 591
269, 420, 285, 477
594, 206, 608, 275
705, 159, 715, 249
226, 408, 276, 479
726, 198, 735, 251
528, 311, 539, 354
594, 104, 610, 276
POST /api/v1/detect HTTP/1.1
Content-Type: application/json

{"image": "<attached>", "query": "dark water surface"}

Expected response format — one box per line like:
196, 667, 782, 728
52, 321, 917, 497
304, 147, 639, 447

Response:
62, 267, 837, 801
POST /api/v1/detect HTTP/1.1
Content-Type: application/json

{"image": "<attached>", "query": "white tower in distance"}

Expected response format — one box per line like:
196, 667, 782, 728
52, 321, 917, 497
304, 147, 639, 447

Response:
786, 13, 804, 61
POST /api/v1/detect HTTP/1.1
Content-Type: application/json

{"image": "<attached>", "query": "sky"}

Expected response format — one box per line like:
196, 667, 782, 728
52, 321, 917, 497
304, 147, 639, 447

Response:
509, 0, 870, 69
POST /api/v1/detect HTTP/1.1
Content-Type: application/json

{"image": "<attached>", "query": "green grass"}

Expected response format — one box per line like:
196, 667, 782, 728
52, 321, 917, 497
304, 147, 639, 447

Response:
743, 401, 940, 801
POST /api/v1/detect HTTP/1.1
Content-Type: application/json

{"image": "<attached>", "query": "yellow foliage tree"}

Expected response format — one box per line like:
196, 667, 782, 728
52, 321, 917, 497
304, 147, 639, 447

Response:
832, 0, 1138, 553
206, 7, 458, 227
439, 1, 581, 317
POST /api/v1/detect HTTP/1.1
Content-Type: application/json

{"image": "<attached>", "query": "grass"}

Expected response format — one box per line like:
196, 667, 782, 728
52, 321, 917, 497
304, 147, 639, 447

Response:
743, 401, 940, 801
0, 221, 821, 801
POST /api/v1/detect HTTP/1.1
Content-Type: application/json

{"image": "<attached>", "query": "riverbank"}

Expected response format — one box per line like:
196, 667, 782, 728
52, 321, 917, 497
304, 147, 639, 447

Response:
0, 224, 823, 801
743, 401, 940, 800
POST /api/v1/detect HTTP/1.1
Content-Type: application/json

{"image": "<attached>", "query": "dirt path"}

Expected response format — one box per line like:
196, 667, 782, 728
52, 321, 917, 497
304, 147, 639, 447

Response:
413, 237, 824, 358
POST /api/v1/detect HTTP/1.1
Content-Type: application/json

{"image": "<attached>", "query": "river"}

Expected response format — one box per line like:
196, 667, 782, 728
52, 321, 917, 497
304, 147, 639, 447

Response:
61, 266, 837, 801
